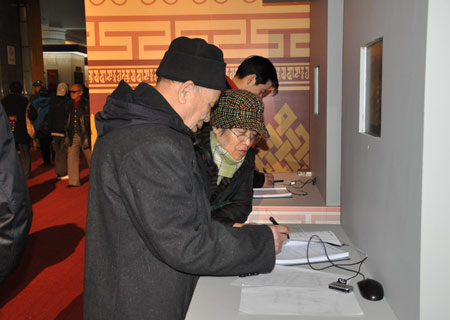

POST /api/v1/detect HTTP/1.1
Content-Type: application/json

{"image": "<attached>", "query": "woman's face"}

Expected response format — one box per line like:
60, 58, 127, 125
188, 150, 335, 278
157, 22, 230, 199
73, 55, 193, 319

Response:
212, 127, 259, 161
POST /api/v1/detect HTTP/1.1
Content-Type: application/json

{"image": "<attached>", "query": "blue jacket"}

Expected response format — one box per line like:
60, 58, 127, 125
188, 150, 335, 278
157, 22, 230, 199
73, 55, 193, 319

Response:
32, 97, 51, 139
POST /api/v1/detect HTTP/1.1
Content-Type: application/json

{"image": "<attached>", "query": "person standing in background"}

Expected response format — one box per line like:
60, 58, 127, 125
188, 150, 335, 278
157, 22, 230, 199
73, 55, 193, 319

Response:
32, 89, 52, 166
2, 81, 35, 179
48, 83, 69, 179
65, 83, 91, 188
29, 80, 43, 103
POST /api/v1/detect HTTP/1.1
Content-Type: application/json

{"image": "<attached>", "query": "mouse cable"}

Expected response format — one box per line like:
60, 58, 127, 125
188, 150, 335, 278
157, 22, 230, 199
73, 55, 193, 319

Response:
306, 235, 366, 281
278, 178, 315, 188
306, 235, 367, 282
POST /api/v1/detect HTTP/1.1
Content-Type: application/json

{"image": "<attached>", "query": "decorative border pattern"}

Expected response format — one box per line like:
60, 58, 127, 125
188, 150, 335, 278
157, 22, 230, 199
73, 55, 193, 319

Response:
88, 62, 309, 92
85, 13, 310, 61
89, 0, 261, 6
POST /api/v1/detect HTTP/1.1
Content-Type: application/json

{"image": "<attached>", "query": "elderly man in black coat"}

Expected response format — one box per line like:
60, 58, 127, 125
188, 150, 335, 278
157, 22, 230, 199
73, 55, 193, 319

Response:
0, 103, 33, 285
83, 37, 289, 320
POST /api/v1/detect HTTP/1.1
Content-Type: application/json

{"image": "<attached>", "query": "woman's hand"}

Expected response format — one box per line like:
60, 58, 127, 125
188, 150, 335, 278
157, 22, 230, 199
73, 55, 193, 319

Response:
262, 173, 274, 187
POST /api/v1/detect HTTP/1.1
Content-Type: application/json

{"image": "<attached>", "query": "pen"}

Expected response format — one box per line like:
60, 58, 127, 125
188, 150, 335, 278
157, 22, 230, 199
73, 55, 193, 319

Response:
274, 179, 284, 183
269, 216, 290, 239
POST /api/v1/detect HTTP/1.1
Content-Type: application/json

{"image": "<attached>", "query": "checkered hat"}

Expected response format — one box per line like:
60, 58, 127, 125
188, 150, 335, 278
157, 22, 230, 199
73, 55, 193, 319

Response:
210, 89, 269, 139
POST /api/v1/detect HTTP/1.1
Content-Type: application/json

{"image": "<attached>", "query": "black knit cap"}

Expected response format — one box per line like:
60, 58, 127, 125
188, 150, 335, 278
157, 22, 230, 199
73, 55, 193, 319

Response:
156, 37, 226, 91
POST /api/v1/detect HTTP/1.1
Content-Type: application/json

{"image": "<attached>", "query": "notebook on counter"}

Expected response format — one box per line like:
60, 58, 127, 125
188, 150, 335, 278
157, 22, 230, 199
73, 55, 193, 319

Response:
253, 187, 292, 199
276, 240, 349, 266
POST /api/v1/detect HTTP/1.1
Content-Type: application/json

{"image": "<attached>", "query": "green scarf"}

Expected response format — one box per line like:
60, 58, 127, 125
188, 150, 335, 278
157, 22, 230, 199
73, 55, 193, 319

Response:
210, 131, 244, 185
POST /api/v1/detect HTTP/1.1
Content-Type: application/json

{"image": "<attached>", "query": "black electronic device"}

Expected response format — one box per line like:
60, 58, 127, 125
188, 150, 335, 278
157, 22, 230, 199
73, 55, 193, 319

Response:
357, 278, 384, 301
329, 279, 353, 293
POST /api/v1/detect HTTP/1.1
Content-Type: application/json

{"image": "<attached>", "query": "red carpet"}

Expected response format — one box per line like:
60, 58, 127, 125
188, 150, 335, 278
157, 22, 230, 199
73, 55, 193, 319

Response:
0, 150, 89, 319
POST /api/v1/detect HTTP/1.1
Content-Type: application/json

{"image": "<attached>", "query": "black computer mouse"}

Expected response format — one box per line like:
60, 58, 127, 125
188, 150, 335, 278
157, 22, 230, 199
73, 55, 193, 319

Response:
357, 278, 384, 301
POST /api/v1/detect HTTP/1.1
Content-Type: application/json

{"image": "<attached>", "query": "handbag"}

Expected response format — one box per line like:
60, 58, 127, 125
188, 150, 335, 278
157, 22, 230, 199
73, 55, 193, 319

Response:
25, 103, 36, 139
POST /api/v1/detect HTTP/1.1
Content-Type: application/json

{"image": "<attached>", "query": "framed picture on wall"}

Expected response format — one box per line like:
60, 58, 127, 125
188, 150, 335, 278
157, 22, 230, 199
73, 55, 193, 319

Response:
359, 37, 383, 137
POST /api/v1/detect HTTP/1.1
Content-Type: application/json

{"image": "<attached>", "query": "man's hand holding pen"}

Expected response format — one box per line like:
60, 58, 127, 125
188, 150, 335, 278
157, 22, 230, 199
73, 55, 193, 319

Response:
268, 216, 290, 253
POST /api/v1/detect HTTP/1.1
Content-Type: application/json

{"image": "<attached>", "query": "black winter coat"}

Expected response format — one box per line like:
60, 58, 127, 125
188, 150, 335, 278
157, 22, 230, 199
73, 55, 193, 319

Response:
2, 93, 31, 144
48, 95, 69, 134
196, 125, 255, 226
64, 98, 90, 148
83, 81, 275, 320
0, 104, 33, 285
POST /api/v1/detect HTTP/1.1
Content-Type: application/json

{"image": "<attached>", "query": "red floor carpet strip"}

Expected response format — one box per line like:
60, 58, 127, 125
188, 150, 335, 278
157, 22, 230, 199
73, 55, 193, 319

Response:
0, 150, 89, 319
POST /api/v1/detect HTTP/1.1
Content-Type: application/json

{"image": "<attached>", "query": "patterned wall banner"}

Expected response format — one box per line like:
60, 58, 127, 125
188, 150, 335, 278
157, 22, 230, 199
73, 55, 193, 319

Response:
85, 2, 310, 171
88, 60, 309, 92
85, 12, 309, 61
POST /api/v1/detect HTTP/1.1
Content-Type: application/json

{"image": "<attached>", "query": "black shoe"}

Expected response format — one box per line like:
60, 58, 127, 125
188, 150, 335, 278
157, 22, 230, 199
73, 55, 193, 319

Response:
65, 184, 79, 188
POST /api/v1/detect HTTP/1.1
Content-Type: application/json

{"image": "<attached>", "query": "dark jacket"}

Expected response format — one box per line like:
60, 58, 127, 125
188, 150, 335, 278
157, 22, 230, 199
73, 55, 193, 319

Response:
0, 104, 33, 285
48, 95, 69, 135
197, 125, 255, 226
83, 81, 275, 320
2, 93, 30, 144
64, 98, 90, 148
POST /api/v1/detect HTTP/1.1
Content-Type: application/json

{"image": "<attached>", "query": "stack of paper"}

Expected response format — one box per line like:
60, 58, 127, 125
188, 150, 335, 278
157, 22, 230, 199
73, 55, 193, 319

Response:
233, 266, 363, 317
276, 240, 349, 265
253, 187, 292, 198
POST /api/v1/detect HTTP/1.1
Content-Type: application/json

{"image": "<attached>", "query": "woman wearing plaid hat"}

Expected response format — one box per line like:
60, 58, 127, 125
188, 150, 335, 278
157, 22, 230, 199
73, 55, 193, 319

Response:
197, 89, 269, 226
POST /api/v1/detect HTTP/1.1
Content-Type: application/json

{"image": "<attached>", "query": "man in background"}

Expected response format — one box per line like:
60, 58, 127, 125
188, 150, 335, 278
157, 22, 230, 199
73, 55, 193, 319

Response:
0, 103, 33, 285
2, 81, 34, 178
65, 83, 91, 188
226, 55, 279, 99
48, 83, 69, 179
226, 56, 279, 187
29, 80, 43, 103
83, 36, 288, 319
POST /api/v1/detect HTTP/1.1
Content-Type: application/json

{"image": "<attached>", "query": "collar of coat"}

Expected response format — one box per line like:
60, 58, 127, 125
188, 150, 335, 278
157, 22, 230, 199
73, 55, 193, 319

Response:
95, 80, 196, 143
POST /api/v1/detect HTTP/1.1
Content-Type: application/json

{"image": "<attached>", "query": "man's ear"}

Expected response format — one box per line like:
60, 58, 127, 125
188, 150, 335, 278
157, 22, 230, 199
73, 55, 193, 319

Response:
178, 81, 195, 104
246, 74, 257, 86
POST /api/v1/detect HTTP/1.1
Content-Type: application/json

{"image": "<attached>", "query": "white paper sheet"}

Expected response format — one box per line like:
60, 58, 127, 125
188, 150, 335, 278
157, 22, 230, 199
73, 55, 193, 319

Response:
232, 265, 339, 288
234, 264, 363, 316
288, 227, 342, 246
239, 286, 363, 316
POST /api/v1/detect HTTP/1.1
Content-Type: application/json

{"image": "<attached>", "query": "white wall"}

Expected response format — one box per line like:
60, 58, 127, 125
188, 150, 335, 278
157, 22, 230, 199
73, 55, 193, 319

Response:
420, 1, 450, 319
43, 52, 86, 86
325, 1, 342, 206
309, 0, 328, 202
341, 0, 428, 319
310, 0, 342, 206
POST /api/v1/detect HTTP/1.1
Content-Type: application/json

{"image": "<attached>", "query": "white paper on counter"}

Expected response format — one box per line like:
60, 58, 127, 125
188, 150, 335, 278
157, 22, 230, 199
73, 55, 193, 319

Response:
239, 286, 363, 316
231, 265, 339, 288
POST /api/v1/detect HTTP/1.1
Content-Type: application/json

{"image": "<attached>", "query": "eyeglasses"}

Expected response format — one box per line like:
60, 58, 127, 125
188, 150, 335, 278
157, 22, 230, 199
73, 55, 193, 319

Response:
69, 90, 81, 94
230, 128, 260, 143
